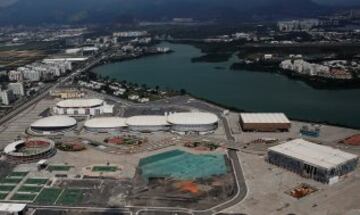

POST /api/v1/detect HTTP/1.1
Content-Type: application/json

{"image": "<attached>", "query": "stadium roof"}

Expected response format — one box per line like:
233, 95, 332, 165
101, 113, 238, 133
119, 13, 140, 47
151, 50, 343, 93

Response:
4, 140, 24, 154
126, 115, 169, 126
240, 113, 290, 124
57, 99, 104, 108
167, 112, 218, 125
84, 117, 127, 128
268, 139, 358, 170
31, 116, 77, 128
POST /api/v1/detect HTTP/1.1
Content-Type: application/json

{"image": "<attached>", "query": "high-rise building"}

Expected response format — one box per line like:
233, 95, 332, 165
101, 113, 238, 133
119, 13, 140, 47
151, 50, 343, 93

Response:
8, 82, 25, 96
1, 90, 16, 105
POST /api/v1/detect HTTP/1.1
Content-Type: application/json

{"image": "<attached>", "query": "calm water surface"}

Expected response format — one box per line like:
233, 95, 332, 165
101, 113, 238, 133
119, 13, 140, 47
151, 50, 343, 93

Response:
93, 42, 360, 128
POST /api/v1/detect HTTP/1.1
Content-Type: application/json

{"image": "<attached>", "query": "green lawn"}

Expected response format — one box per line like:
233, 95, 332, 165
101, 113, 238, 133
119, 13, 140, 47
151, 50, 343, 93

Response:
18, 185, 43, 193
0, 192, 8, 200
0, 177, 22, 184
47, 165, 72, 172
9, 172, 28, 177
92, 166, 118, 172
11, 193, 37, 201
24, 178, 48, 185
56, 189, 83, 205
34, 188, 63, 205
0, 185, 16, 192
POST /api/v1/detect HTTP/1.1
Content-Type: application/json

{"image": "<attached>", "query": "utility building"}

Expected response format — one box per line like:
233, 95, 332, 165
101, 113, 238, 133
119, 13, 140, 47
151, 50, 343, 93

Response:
268, 139, 358, 184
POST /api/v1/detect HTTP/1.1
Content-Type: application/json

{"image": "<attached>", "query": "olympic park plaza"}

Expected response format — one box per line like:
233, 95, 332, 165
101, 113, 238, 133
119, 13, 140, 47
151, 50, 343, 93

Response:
28, 98, 220, 135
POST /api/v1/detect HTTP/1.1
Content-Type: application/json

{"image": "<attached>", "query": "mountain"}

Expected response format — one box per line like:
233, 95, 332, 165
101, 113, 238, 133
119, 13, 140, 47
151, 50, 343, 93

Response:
0, 0, 330, 25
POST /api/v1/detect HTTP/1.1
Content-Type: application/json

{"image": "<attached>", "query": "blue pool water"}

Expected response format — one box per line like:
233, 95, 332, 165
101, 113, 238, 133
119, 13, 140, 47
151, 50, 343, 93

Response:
139, 150, 228, 180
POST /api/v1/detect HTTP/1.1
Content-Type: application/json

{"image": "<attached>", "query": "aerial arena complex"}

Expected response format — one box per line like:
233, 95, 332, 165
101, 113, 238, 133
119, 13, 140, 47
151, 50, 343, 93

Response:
4, 138, 56, 162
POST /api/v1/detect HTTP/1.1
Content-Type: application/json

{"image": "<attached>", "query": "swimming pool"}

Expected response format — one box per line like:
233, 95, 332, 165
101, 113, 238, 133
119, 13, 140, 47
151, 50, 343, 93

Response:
139, 150, 228, 181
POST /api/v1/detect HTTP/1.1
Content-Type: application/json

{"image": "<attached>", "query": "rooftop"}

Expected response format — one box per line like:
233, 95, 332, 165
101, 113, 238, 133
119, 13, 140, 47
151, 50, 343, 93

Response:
84, 117, 127, 128
240, 113, 290, 124
57, 99, 104, 108
268, 139, 358, 170
167, 112, 219, 125
31, 115, 77, 128
126, 115, 169, 126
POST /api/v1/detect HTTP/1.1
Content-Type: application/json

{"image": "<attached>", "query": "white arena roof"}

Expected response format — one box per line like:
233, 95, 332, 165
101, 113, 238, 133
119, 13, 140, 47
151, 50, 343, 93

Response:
4, 140, 23, 154
126, 115, 169, 126
240, 113, 290, 124
84, 117, 127, 128
268, 139, 358, 170
167, 112, 218, 125
31, 116, 77, 128
57, 99, 104, 108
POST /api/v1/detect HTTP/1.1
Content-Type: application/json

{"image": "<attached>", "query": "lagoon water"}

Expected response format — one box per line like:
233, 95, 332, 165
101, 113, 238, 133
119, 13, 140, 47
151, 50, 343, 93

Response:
93, 42, 360, 128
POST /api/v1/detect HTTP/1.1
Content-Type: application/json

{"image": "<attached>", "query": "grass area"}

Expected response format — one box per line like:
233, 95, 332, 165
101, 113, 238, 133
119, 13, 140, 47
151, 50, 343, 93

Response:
34, 188, 63, 205
0, 192, 8, 200
0, 177, 22, 184
11, 193, 37, 201
47, 165, 72, 172
92, 166, 118, 172
9, 172, 28, 177
18, 185, 43, 193
0, 185, 16, 192
56, 189, 83, 205
24, 178, 48, 185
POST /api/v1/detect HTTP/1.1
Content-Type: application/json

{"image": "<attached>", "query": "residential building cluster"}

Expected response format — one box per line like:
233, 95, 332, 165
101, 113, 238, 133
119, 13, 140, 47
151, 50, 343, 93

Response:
113, 31, 148, 38
280, 58, 354, 79
8, 60, 72, 82
278, 19, 320, 32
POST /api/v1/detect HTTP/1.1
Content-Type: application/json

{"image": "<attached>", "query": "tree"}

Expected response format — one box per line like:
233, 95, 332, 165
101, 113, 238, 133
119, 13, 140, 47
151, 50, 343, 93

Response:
180, 88, 187, 95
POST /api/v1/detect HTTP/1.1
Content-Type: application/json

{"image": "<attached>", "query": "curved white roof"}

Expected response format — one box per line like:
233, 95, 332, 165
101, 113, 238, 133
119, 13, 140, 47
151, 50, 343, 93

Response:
4, 140, 24, 154
167, 112, 218, 125
84, 117, 127, 128
57, 99, 104, 108
31, 116, 77, 128
126, 115, 169, 126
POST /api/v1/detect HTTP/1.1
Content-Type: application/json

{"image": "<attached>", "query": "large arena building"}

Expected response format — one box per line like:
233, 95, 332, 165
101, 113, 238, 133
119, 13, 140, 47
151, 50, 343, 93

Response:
4, 138, 56, 162
167, 112, 219, 134
53, 99, 114, 116
29, 115, 77, 135
126, 115, 169, 132
240, 113, 291, 132
268, 139, 358, 184
84, 117, 127, 132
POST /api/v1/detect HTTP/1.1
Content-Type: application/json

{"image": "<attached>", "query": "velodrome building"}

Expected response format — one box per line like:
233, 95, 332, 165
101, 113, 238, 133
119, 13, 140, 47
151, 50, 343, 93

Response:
53, 99, 114, 116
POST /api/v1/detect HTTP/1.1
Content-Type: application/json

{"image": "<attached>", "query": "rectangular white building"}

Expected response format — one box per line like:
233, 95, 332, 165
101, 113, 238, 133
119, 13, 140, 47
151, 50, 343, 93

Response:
240, 113, 291, 132
268, 139, 358, 184
8, 82, 25, 96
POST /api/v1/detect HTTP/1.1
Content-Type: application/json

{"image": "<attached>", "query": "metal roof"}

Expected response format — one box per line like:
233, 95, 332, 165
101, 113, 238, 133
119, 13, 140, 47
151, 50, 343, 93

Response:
0, 203, 26, 212
31, 115, 77, 128
240, 113, 290, 124
268, 139, 358, 170
57, 99, 104, 108
126, 115, 169, 126
84, 117, 127, 128
167, 112, 218, 125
